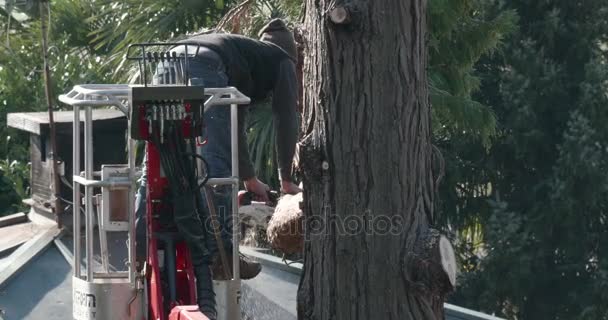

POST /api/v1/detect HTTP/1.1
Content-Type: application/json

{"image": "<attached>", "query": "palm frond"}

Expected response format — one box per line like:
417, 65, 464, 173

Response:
247, 103, 279, 189
87, 0, 230, 81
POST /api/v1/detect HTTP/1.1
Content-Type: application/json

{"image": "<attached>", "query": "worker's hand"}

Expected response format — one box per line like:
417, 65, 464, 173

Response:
281, 180, 302, 195
243, 177, 270, 202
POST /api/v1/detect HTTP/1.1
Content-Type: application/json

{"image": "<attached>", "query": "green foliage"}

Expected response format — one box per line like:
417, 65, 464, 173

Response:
246, 103, 279, 189
0, 0, 110, 214
428, 3, 515, 264
0, 158, 30, 216
429, 0, 517, 147
428, 0, 517, 272
0, 167, 23, 216
87, 0, 232, 80
0, 136, 30, 216
227, 0, 299, 36
450, 1, 608, 319
51, 0, 98, 50
0, 16, 47, 172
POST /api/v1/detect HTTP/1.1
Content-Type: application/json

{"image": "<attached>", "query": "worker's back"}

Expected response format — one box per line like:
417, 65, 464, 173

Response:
183, 33, 292, 102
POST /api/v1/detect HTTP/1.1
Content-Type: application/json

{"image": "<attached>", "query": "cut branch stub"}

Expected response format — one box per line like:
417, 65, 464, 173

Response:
267, 193, 304, 254
403, 229, 457, 297
439, 235, 457, 287
329, 6, 351, 25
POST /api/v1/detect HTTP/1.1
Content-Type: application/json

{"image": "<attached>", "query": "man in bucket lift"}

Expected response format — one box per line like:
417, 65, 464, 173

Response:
135, 19, 302, 319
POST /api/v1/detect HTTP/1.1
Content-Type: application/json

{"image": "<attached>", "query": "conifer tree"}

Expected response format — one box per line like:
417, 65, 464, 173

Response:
452, 1, 608, 318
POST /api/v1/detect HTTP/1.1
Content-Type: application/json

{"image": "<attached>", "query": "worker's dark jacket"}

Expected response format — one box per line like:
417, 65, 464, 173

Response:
181, 34, 298, 181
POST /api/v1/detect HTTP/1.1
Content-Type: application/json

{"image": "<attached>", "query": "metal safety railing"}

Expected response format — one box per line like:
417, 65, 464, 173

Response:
59, 83, 251, 320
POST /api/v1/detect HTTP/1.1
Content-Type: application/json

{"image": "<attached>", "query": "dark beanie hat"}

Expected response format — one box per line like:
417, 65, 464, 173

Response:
259, 18, 297, 63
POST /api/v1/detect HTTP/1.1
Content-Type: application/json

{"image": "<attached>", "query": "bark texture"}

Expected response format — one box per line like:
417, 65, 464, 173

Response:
297, 0, 450, 319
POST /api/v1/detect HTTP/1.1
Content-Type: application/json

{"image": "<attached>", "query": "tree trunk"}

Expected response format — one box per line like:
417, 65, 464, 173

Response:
297, 0, 453, 319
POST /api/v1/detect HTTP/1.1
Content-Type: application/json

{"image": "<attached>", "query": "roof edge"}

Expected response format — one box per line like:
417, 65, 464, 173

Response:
0, 226, 62, 288
241, 246, 505, 320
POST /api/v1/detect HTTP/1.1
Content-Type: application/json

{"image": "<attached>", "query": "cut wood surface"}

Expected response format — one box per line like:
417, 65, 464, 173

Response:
267, 193, 304, 255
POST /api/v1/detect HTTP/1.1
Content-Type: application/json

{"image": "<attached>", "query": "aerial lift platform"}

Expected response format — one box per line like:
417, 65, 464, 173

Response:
58, 43, 250, 320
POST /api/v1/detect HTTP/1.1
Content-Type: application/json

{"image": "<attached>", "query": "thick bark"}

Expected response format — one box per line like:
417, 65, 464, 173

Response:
297, 0, 452, 319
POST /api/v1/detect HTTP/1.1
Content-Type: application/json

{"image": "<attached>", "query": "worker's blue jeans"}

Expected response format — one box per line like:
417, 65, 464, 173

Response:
134, 56, 234, 266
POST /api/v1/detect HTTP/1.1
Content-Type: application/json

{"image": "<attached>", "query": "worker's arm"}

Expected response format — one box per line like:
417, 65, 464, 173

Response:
239, 58, 301, 199
272, 59, 301, 194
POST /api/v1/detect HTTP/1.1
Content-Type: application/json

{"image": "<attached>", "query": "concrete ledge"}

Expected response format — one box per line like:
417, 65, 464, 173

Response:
26, 203, 57, 226
0, 213, 27, 228
54, 237, 75, 268
44, 241, 503, 320
241, 247, 505, 320
0, 222, 40, 254
240, 246, 302, 275
0, 226, 62, 288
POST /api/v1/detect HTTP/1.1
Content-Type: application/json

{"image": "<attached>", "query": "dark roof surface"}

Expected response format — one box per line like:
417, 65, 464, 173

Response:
0, 236, 503, 320
0, 246, 72, 320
